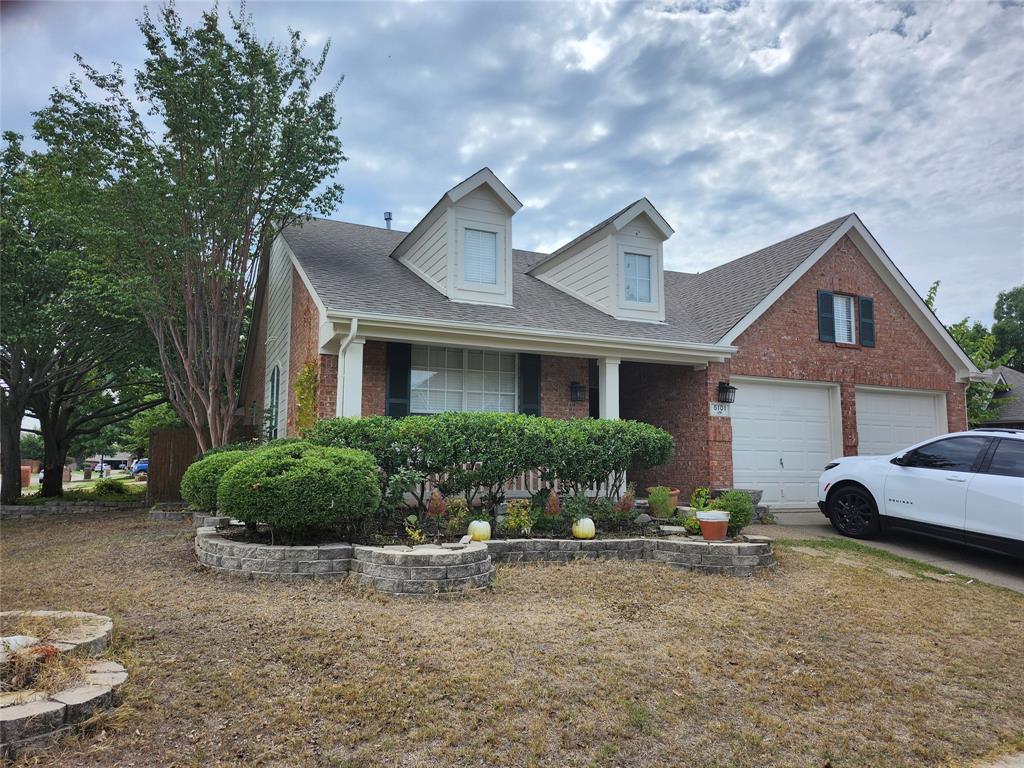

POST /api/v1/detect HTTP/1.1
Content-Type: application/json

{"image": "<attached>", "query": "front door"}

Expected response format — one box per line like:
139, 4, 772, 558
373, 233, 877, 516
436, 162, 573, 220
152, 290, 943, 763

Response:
883, 435, 991, 534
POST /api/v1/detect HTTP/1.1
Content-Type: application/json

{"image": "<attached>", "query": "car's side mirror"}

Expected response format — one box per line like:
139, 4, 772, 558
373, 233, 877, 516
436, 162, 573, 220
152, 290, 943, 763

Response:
891, 454, 907, 466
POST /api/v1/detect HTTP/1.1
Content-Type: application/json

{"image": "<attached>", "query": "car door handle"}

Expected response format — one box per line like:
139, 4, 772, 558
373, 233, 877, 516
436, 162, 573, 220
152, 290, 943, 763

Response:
945, 477, 967, 483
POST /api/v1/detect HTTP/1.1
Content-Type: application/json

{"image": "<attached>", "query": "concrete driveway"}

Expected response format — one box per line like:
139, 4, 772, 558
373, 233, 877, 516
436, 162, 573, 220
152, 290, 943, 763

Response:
747, 511, 1024, 594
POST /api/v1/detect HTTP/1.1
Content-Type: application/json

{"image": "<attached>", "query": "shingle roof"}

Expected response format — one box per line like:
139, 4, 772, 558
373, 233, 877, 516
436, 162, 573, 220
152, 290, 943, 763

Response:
281, 214, 851, 347
987, 365, 1024, 424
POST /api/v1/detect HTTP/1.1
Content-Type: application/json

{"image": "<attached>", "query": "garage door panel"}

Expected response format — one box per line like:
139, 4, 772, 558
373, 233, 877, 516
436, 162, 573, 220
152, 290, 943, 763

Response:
856, 389, 944, 456
732, 379, 836, 509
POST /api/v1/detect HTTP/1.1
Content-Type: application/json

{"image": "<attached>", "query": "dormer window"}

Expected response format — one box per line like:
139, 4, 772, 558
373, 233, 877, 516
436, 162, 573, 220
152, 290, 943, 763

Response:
623, 252, 652, 303
463, 228, 498, 285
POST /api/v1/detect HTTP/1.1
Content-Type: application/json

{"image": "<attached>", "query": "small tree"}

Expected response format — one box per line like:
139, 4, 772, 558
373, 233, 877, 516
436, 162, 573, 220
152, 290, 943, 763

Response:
34, 3, 346, 453
992, 285, 1023, 370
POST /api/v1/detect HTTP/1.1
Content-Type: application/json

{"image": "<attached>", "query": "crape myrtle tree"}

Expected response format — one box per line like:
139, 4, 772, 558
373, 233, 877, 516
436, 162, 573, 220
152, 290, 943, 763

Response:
34, 3, 346, 453
1, 134, 165, 498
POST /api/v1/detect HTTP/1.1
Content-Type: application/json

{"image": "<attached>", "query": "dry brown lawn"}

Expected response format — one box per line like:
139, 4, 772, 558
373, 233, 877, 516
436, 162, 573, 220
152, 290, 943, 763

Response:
1, 510, 1022, 768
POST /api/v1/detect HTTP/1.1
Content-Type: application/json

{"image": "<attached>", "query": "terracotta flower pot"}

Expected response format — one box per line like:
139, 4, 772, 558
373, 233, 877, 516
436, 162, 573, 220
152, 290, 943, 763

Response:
696, 511, 729, 541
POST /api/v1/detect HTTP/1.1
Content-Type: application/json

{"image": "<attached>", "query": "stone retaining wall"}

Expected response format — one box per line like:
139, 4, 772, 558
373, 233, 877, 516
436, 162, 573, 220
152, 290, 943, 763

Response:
195, 528, 775, 592
486, 537, 776, 576
147, 503, 191, 522
0, 500, 146, 520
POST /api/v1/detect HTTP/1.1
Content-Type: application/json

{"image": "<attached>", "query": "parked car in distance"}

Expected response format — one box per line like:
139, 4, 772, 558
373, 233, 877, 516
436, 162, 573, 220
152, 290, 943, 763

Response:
131, 459, 149, 477
818, 429, 1023, 558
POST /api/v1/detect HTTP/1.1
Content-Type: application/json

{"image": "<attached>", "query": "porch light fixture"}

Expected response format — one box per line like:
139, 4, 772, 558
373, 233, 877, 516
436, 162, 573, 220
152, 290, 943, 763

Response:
717, 382, 737, 404
569, 381, 588, 402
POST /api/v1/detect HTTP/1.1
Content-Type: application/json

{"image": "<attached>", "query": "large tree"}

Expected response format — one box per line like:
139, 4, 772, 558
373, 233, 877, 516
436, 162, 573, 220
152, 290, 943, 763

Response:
1, 133, 165, 497
992, 285, 1023, 370
34, 3, 346, 452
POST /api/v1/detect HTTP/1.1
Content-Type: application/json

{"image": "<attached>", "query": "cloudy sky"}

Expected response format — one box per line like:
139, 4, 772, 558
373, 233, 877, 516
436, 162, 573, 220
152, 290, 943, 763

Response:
3, 0, 1022, 325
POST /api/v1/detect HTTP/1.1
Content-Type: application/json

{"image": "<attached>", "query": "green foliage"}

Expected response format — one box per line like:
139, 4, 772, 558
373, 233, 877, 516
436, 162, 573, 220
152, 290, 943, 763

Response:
679, 514, 702, 536
926, 281, 1016, 426
91, 477, 128, 496
294, 360, 319, 433
217, 442, 380, 538
120, 401, 183, 456
444, 496, 472, 537
180, 450, 249, 511
646, 486, 674, 518
712, 490, 755, 538
690, 487, 711, 511
992, 285, 1023, 370
404, 515, 424, 545
500, 499, 537, 536
19, 434, 44, 462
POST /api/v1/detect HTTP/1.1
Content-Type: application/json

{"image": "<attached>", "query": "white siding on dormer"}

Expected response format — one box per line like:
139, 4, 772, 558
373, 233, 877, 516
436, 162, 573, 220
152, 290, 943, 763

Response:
536, 237, 611, 310
450, 185, 514, 306
265, 236, 293, 438
400, 210, 449, 291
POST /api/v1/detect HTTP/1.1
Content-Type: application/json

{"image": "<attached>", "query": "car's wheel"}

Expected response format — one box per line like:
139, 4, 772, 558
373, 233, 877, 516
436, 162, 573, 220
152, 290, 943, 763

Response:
827, 484, 880, 538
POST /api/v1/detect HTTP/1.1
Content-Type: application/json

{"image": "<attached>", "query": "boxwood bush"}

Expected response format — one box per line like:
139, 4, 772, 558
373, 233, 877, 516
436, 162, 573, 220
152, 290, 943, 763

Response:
180, 450, 249, 511
217, 441, 380, 539
713, 489, 756, 537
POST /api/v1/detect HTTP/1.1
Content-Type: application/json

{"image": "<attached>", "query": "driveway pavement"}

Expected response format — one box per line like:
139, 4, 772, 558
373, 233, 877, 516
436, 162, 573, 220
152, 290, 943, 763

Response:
747, 511, 1024, 594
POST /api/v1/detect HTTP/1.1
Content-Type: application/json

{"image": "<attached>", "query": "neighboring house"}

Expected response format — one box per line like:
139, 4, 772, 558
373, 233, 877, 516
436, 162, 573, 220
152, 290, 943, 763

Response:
239, 168, 980, 509
980, 366, 1024, 429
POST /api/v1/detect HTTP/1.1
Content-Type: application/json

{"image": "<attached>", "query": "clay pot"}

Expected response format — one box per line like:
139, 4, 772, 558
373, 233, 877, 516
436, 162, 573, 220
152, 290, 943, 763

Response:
645, 486, 681, 509
696, 511, 729, 541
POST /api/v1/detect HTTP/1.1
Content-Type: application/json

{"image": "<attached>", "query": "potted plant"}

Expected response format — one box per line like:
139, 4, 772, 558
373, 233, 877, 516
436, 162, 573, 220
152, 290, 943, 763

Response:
646, 486, 677, 519
695, 510, 729, 541
646, 485, 681, 511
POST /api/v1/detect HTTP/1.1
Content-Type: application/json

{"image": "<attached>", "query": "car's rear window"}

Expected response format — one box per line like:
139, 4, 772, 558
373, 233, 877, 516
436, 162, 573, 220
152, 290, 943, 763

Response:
986, 439, 1024, 479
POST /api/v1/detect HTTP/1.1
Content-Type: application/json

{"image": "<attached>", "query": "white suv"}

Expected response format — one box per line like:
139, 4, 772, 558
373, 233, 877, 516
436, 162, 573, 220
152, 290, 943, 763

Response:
817, 429, 1023, 558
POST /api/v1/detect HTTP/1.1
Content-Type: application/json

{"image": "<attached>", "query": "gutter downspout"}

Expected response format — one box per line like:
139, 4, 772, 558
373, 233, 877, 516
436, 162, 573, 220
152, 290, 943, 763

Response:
336, 318, 359, 417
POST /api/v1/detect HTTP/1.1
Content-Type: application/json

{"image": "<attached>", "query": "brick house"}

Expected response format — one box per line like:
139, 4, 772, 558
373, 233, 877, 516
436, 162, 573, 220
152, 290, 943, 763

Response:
239, 168, 980, 509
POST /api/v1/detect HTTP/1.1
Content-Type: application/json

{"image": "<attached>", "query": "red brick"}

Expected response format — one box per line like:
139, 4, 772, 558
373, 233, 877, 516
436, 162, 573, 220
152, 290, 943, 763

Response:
540, 355, 590, 420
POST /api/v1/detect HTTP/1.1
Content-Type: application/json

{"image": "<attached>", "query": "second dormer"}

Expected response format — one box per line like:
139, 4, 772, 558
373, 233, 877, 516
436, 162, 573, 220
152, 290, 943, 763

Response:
528, 198, 674, 322
391, 168, 522, 307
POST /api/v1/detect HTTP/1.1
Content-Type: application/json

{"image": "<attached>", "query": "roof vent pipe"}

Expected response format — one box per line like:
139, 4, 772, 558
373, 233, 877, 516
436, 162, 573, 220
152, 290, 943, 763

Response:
384, 211, 392, 230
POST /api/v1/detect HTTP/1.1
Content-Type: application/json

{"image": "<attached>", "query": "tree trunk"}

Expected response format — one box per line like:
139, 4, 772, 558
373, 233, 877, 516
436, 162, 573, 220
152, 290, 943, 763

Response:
0, 396, 26, 505
39, 418, 72, 498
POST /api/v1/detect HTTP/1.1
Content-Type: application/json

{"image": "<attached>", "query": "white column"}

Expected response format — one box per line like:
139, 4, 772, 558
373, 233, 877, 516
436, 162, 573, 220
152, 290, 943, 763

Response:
335, 338, 365, 418
598, 357, 620, 420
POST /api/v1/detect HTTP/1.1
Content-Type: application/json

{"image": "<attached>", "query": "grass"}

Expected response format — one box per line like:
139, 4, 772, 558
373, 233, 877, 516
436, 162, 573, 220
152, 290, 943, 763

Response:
1, 510, 1022, 767
16, 476, 146, 505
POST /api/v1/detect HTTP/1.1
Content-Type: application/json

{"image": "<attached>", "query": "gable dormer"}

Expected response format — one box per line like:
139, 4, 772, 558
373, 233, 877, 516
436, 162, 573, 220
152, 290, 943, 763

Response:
391, 168, 522, 307
529, 198, 673, 322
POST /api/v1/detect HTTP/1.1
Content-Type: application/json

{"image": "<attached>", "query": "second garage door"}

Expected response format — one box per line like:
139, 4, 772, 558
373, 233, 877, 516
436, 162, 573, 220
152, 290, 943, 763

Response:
855, 387, 946, 456
731, 378, 840, 509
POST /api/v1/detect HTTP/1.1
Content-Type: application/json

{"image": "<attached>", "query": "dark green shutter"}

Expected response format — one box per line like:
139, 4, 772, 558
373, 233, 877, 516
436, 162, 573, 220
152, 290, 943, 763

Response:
859, 296, 875, 347
817, 290, 835, 342
385, 342, 411, 417
519, 354, 541, 416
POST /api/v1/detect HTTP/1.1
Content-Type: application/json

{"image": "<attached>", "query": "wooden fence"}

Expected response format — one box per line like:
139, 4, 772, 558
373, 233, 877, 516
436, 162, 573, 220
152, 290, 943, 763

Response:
147, 427, 199, 504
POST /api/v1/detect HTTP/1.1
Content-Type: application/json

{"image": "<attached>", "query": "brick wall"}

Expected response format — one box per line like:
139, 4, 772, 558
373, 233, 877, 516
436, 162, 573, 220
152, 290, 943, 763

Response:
363, 341, 387, 416
287, 269, 322, 435
317, 354, 338, 420
540, 355, 590, 419
729, 234, 968, 449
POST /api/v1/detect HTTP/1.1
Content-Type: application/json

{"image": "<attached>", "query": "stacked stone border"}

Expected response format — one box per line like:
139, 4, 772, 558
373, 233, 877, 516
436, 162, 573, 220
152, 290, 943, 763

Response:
147, 502, 191, 522
195, 527, 775, 591
1, 612, 126, 759
1, 501, 146, 521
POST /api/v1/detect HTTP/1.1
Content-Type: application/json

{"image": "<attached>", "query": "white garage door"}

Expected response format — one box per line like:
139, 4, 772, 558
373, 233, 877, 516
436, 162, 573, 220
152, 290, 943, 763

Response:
855, 388, 946, 456
731, 379, 838, 509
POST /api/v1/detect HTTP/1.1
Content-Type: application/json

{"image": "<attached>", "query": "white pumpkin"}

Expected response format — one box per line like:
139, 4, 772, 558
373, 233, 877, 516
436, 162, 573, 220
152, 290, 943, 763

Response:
467, 519, 491, 542
572, 516, 596, 540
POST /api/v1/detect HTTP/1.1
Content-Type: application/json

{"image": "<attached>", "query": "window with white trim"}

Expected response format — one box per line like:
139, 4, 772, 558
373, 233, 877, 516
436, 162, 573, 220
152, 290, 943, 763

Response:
410, 345, 517, 414
623, 252, 652, 303
463, 228, 498, 285
833, 294, 856, 344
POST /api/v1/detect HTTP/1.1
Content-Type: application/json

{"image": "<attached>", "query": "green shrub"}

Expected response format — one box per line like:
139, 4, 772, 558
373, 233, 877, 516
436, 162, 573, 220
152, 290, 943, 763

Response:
180, 450, 249, 511
91, 477, 128, 496
712, 489, 755, 537
217, 442, 380, 539
500, 499, 537, 536
444, 496, 472, 537
690, 487, 711, 511
647, 486, 674, 518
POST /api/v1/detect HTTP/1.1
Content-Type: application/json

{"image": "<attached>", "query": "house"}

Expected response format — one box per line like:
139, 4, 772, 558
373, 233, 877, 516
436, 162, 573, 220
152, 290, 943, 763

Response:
239, 168, 980, 509
981, 366, 1024, 429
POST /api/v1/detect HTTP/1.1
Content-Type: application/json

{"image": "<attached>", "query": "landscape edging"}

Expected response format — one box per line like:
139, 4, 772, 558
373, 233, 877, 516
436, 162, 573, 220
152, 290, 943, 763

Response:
0, 501, 147, 520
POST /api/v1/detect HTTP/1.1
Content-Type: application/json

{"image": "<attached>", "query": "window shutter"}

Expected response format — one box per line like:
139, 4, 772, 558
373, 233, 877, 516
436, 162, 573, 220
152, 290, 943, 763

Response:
385, 342, 411, 417
817, 290, 835, 342
859, 296, 875, 347
518, 354, 541, 416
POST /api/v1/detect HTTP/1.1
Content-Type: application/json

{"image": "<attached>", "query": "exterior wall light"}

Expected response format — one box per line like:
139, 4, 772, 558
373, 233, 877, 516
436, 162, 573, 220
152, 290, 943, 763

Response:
569, 381, 588, 402
717, 382, 737, 404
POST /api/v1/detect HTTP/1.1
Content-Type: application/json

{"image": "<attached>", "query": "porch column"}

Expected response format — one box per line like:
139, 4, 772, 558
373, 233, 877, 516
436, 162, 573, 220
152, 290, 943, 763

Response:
598, 357, 620, 420
335, 338, 365, 418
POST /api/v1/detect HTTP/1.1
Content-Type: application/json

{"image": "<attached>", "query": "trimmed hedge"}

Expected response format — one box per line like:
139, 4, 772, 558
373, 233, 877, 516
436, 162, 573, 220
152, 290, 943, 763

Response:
180, 450, 249, 511
307, 413, 674, 512
217, 441, 380, 536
